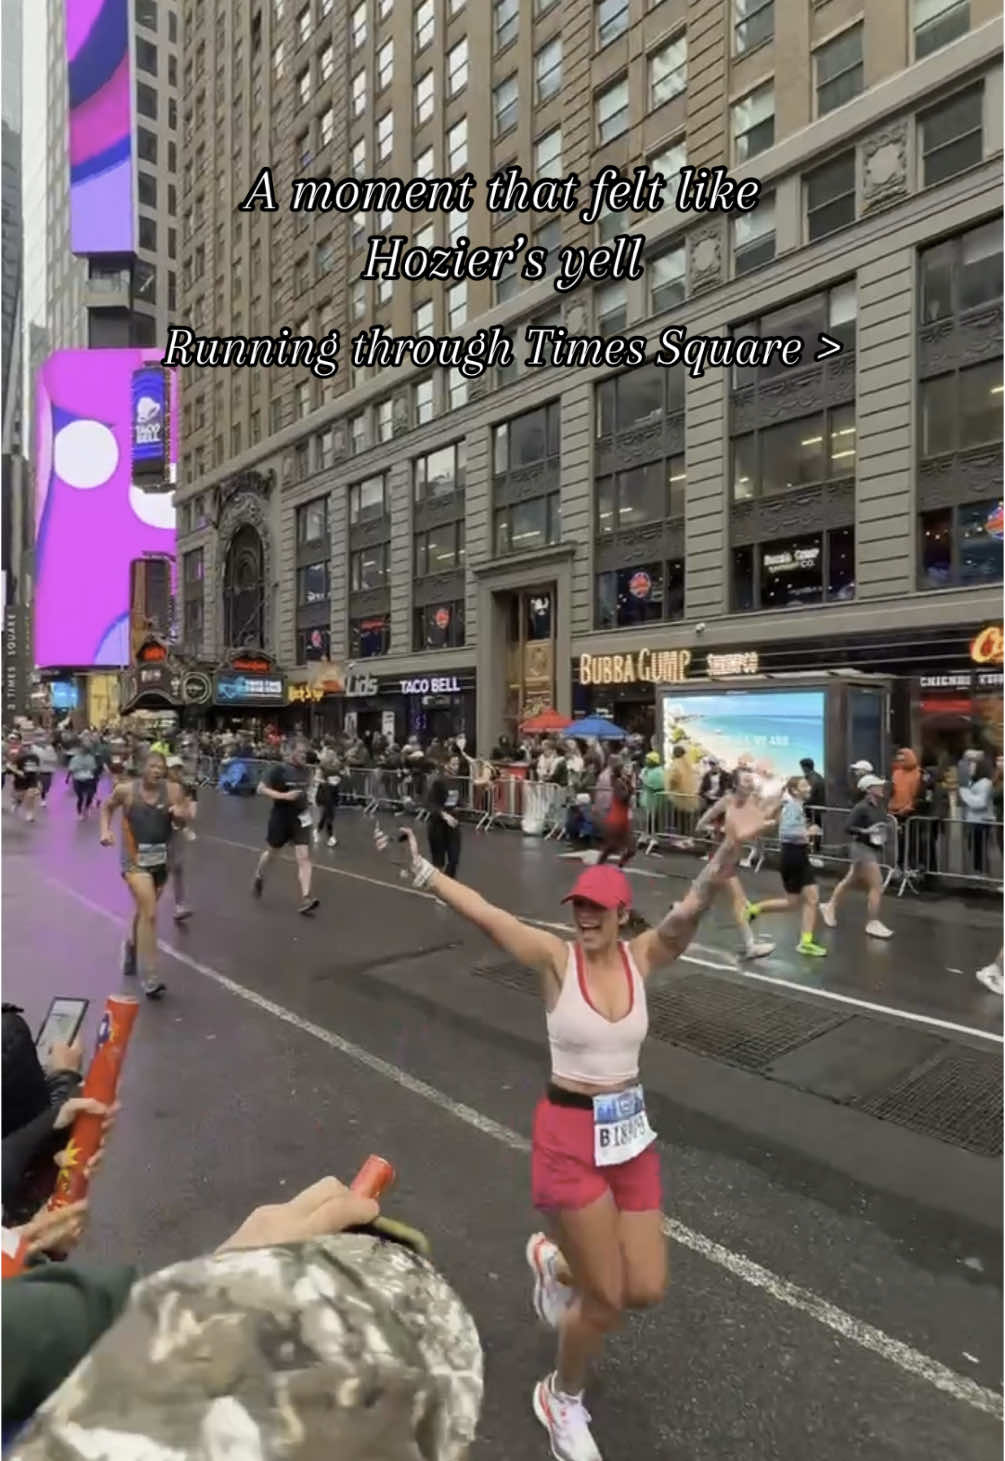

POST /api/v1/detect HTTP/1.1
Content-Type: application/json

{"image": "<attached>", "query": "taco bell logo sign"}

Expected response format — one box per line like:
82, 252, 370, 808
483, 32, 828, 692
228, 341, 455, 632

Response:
132, 365, 167, 480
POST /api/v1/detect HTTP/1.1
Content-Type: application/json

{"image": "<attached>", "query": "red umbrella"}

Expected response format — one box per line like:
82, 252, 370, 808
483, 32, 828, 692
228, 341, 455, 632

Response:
519, 709, 568, 733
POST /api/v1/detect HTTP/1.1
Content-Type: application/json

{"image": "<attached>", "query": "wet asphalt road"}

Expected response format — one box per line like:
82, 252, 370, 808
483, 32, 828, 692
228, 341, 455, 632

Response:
3, 788, 1002, 1461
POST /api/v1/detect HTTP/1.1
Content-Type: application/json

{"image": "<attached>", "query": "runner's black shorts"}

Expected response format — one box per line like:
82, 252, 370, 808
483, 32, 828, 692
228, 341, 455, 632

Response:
266, 815, 311, 851
122, 864, 169, 891
780, 842, 815, 894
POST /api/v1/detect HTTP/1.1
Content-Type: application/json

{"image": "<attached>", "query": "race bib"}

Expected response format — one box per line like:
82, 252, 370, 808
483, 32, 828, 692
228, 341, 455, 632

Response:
592, 1084, 656, 1167
136, 842, 168, 869
327, 775, 341, 786
446, 790, 459, 808
869, 826, 886, 846
298, 810, 314, 828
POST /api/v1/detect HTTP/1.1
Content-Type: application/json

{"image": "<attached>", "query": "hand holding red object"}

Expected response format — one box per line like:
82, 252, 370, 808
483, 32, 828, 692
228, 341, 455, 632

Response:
47, 996, 138, 1211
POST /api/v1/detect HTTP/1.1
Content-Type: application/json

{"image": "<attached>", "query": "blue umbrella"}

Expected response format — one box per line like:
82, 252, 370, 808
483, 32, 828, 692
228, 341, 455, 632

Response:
561, 716, 627, 740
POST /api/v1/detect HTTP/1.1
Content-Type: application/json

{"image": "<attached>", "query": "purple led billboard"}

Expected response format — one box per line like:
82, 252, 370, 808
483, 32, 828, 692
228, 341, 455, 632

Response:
67, 0, 135, 255
35, 350, 179, 669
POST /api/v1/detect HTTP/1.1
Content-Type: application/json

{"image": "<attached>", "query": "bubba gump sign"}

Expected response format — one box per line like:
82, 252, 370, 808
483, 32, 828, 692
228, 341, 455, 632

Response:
579, 648, 692, 686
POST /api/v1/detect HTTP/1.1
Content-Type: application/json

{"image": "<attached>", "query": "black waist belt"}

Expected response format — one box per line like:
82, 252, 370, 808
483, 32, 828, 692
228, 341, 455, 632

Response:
547, 1083, 598, 1109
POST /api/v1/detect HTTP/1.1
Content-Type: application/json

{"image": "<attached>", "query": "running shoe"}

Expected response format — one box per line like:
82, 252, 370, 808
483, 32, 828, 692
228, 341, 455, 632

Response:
741, 938, 774, 959
744, 902, 761, 922
976, 963, 1004, 995
865, 919, 893, 939
299, 895, 320, 915
327, 835, 338, 847
142, 976, 167, 999
532, 1374, 602, 1461
526, 1233, 575, 1329
121, 941, 137, 978
820, 901, 837, 928
798, 934, 827, 957
173, 906, 193, 923
252, 874, 263, 898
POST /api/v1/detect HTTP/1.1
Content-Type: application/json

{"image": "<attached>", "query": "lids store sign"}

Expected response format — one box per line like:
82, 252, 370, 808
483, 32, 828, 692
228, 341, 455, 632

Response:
579, 649, 692, 685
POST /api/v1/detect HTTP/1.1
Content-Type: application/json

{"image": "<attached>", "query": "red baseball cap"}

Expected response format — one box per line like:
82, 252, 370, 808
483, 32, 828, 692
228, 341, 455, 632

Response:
562, 864, 633, 910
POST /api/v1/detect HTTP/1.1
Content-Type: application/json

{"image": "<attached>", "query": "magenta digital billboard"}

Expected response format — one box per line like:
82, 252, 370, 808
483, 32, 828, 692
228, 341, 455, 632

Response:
34, 350, 179, 670
67, 0, 136, 255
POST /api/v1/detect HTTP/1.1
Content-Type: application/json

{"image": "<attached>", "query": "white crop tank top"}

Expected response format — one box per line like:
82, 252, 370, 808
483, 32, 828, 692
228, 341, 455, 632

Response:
547, 942, 649, 1087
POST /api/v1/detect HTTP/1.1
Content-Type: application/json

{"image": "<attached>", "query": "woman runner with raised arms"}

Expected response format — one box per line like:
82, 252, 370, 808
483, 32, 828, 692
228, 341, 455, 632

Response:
387, 785, 775, 1461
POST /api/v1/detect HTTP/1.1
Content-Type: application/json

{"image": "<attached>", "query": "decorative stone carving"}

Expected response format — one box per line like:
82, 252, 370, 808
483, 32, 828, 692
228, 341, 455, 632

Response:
414, 571, 466, 607
730, 353, 856, 434
917, 445, 1004, 509
391, 391, 411, 437
728, 480, 855, 547
347, 587, 391, 617
861, 121, 909, 215
688, 223, 723, 296
218, 489, 274, 653
331, 421, 350, 462
919, 305, 1005, 379
348, 514, 392, 551
565, 299, 588, 335
493, 457, 561, 506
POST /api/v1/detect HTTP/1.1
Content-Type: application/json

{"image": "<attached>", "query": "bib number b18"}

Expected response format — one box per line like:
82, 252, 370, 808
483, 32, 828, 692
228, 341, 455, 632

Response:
592, 1084, 656, 1167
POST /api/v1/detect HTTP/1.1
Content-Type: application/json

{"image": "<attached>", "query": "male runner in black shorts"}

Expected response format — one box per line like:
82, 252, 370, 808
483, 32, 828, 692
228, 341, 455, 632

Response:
251, 742, 320, 914
11, 738, 42, 822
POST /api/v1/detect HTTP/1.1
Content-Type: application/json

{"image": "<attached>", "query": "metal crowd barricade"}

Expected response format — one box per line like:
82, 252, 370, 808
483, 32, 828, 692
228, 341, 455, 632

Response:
899, 814, 1004, 895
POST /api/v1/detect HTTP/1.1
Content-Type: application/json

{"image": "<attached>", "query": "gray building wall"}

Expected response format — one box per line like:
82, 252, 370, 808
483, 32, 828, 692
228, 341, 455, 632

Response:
176, 4, 1003, 741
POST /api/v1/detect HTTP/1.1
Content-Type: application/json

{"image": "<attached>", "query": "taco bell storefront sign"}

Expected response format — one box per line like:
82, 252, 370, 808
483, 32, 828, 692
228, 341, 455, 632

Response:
400, 675, 462, 695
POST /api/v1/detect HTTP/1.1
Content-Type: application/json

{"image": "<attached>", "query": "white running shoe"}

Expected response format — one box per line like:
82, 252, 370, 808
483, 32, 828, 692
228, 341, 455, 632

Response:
820, 901, 837, 928
741, 938, 774, 959
526, 1233, 575, 1329
327, 835, 338, 847
532, 1374, 602, 1461
976, 963, 1004, 996
865, 919, 893, 939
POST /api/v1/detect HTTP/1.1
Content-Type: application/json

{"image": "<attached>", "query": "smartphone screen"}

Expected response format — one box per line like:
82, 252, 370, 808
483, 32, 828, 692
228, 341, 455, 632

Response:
36, 997, 88, 1067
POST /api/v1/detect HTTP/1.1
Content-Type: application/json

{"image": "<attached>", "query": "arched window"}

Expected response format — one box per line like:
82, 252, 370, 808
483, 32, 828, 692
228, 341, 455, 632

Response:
223, 523, 265, 648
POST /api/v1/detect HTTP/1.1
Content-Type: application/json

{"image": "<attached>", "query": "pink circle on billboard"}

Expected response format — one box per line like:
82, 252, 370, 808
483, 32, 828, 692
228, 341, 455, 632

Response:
435, 607, 450, 629
628, 571, 652, 599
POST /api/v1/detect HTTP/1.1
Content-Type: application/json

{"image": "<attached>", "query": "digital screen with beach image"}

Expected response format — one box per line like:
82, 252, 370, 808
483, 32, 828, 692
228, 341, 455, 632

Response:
660, 689, 826, 776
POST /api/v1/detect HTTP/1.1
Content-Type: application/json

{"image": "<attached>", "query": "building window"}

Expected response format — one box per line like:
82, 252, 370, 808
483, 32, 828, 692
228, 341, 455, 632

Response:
494, 495, 562, 555
448, 118, 468, 172
350, 616, 391, 657
914, 0, 969, 58
919, 219, 1003, 324
414, 602, 466, 651
349, 473, 387, 523
920, 359, 1004, 456
377, 38, 393, 90
319, 42, 334, 81
415, 70, 435, 125
596, 561, 686, 629
919, 85, 983, 187
414, 299, 434, 336
596, 458, 686, 531
919, 499, 1003, 588
136, 37, 158, 75
297, 5, 311, 44
534, 218, 561, 271
448, 281, 468, 329
494, 402, 560, 472
650, 139, 686, 200
351, 137, 366, 176
350, 542, 390, 591
296, 68, 310, 105
805, 151, 856, 241
597, 283, 627, 336
415, 441, 467, 501
415, 146, 434, 179
297, 627, 331, 664
448, 38, 468, 96
732, 404, 857, 501
415, 521, 466, 575
495, 74, 518, 136
352, 68, 367, 117
732, 81, 774, 162
447, 369, 468, 410
733, 281, 857, 389
351, 0, 367, 46
318, 429, 335, 469
494, 0, 518, 50
649, 244, 686, 313
377, 400, 394, 443
733, 192, 775, 274
596, 77, 629, 143
535, 38, 562, 105
415, 0, 434, 50
815, 24, 863, 117
496, 254, 521, 303
535, 127, 562, 176
649, 34, 687, 109
414, 378, 434, 424
138, 216, 156, 251
376, 110, 393, 163
597, 361, 684, 437
138, 126, 158, 163
350, 412, 371, 454
734, 0, 773, 54
297, 561, 331, 606
596, 0, 628, 47
732, 528, 856, 611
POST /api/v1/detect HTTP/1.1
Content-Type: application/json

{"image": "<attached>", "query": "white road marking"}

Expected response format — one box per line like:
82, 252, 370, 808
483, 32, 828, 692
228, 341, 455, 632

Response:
44, 872, 1005, 1423
202, 833, 1005, 1046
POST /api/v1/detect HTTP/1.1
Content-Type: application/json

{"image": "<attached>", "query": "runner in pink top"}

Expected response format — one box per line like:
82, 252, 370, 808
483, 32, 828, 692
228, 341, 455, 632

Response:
390, 787, 774, 1461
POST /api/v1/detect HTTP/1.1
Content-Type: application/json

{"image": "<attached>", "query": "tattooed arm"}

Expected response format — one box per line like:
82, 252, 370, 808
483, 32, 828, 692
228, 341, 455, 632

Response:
631, 791, 777, 976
